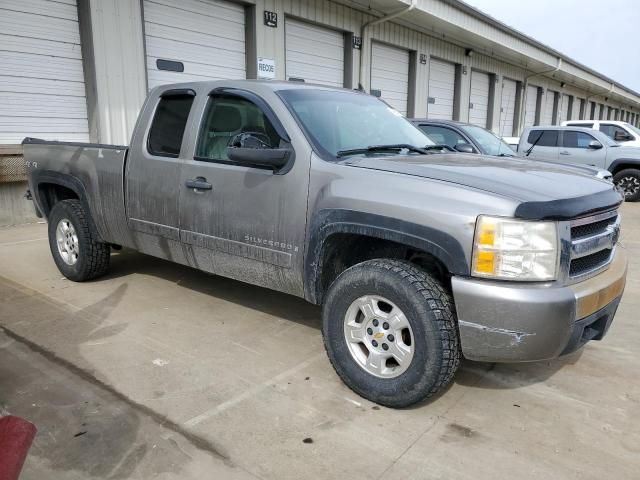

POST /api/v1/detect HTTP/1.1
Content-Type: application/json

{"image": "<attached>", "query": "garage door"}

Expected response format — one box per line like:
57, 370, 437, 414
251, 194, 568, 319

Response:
427, 58, 456, 120
523, 84, 539, 127
0, 0, 89, 143
144, 0, 246, 89
498, 78, 517, 136
542, 90, 556, 125
370, 42, 410, 116
285, 18, 344, 87
468, 71, 489, 127
559, 94, 570, 123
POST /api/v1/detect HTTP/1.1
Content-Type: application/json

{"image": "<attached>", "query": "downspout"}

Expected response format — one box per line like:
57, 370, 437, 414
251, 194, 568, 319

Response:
358, 0, 418, 92
518, 57, 562, 130
585, 83, 614, 119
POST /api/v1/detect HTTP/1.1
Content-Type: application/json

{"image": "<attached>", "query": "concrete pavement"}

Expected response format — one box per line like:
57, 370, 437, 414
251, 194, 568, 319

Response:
1, 204, 639, 479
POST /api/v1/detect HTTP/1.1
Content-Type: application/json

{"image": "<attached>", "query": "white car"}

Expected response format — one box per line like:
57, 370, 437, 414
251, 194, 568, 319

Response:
502, 136, 520, 152
562, 120, 640, 147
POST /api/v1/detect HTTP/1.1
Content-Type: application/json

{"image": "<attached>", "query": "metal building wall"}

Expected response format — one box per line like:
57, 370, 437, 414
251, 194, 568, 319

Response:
71, 0, 640, 143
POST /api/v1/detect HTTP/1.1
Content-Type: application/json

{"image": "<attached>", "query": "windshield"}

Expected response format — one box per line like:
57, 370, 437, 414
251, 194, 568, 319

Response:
460, 124, 514, 156
624, 122, 640, 137
278, 88, 434, 158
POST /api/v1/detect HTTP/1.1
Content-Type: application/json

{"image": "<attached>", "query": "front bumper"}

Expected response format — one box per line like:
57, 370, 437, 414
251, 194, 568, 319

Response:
452, 248, 627, 362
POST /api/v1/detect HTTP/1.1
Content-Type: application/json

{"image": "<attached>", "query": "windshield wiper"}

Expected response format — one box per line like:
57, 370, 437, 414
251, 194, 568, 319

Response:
525, 131, 544, 156
336, 144, 430, 158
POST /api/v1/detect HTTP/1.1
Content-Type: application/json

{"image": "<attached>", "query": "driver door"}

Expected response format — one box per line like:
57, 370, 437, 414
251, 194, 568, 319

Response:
178, 91, 310, 296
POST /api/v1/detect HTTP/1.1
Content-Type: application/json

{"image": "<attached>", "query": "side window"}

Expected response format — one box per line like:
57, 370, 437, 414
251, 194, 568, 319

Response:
419, 125, 469, 149
527, 130, 558, 147
148, 94, 195, 157
600, 124, 628, 141
196, 95, 280, 162
562, 131, 594, 148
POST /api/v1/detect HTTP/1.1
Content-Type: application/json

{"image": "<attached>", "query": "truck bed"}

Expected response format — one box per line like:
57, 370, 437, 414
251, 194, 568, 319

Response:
22, 138, 133, 247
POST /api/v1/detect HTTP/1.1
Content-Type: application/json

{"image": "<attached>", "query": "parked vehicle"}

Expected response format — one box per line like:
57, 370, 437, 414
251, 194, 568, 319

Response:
519, 126, 640, 200
24, 81, 627, 408
562, 120, 640, 147
412, 119, 612, 180
410, 119, 515, 156
502, 137, 520, 151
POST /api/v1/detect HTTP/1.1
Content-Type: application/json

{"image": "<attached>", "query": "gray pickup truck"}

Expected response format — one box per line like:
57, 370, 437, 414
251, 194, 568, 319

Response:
24, 81, 627, 408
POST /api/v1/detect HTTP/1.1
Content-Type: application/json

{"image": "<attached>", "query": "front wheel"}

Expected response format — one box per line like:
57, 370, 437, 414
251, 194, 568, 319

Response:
48, 199, 110, 281
613, 169, 640, 202
322, 259, 461, 408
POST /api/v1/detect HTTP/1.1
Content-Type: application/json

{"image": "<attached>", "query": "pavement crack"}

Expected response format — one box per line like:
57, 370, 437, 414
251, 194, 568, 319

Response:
0, 325, 233, 466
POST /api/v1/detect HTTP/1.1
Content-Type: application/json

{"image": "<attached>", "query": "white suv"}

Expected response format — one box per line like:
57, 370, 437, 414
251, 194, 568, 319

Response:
562, 120, 640, 147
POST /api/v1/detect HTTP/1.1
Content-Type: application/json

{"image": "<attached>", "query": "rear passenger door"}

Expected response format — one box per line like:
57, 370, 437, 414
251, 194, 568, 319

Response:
522, 129, 559, 162
126, 89, 195, 242
559, 130, 607, 168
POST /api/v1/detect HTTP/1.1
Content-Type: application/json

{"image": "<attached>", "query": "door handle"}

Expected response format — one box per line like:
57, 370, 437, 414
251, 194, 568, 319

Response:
559, 151, 570, 155
185, 176, 212, 191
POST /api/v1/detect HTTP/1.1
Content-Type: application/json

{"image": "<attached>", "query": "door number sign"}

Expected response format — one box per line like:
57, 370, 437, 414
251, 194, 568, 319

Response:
264, 10, 278, 27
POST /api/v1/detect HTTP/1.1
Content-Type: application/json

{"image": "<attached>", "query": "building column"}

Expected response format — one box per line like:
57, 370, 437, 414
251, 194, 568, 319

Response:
78, 0, 147, 145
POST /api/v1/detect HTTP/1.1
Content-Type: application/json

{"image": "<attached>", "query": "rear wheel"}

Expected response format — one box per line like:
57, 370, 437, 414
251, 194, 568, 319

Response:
48, 199, 110, 281
613, 169, 640, 202
322, 259, 461, 408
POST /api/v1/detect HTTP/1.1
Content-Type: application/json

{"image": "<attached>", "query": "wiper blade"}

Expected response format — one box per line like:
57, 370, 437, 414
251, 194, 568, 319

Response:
425, 144, 456, 152
336, 144, 430, 158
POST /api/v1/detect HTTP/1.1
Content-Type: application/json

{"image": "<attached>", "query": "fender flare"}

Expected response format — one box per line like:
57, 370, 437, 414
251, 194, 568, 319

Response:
608, 158, 640, 174
304, 209, 469, 304
32, 170, 104, 242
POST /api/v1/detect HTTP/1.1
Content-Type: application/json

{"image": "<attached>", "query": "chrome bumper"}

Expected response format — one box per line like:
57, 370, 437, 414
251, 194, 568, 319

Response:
452, 248, 627, 362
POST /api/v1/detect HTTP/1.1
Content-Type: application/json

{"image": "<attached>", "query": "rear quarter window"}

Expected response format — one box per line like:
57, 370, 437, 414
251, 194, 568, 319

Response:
148, 94, 195, 157
526, 130, 558, 147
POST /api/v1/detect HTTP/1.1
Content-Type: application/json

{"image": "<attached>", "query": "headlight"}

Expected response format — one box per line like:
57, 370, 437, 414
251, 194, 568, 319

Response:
471, 216, 559, 281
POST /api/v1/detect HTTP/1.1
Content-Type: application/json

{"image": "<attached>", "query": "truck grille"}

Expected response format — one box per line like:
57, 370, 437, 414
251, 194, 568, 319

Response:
569, 210, 619, 279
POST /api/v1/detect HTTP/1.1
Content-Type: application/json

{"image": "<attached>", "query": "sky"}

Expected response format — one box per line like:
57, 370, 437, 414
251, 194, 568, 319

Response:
462, 0, 640, 92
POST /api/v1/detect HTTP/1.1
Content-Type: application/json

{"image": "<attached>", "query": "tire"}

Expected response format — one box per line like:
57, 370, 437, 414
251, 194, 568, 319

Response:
48, 199, 110, 281
613, 169, 640, 202
322, 259, 461, 408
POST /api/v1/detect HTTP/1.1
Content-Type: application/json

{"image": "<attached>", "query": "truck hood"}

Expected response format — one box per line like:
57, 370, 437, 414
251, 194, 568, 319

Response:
340, 153, 622, 219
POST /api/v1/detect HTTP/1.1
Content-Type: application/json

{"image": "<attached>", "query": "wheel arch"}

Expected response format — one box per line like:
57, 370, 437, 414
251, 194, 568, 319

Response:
304, 210, 469, 304
609, 158, 640, 175
34, 171, 104, 242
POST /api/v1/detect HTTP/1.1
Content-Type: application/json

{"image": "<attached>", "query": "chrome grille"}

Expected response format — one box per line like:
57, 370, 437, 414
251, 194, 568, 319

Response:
569, 210, 619, 279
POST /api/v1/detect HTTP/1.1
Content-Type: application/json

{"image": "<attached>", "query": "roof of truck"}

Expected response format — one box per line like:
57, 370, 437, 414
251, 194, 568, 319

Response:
152, 79, 361, 93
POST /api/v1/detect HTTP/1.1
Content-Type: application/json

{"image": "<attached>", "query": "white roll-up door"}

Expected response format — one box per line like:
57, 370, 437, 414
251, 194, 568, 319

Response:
468, 71, 490, 127
370, 42, 410, 116
542, 90, 556, 125
559, 94, 570, 123
0, 0, 89, 143
144, 0, 246, 89
427, 58, 456, 120
498, 78, 517, 136
523, 84, 539, 127
285, 18, 344, 87
593, 103, 600, 120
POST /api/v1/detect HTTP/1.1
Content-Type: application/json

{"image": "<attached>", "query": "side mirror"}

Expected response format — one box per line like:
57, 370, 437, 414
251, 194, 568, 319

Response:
614, 131, 633, 142
588, 140, 603, 150
454, 143, 475, 154
226, 147, 292, 173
